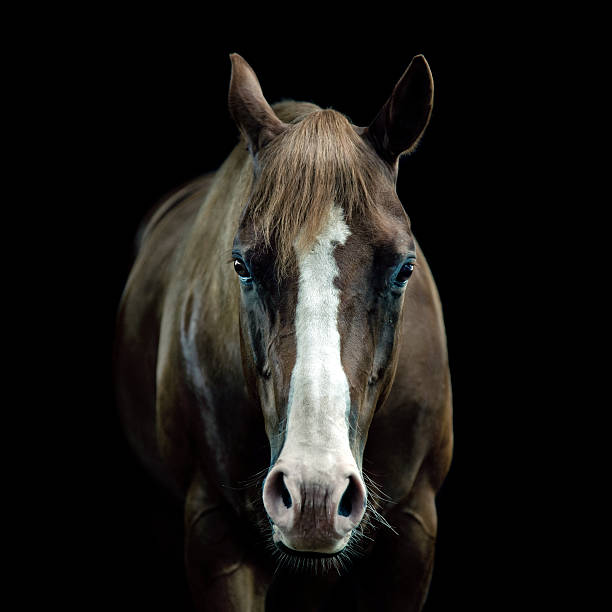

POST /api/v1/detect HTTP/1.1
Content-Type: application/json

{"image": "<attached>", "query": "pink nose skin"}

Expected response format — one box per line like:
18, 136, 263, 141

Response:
262, 461, 367, 553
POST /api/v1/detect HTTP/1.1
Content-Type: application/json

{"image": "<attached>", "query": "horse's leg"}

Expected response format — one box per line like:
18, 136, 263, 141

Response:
184, 472, 268, 611
351, 485, 438, 612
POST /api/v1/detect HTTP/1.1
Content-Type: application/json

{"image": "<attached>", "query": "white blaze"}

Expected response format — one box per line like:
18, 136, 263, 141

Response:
283, 205, 352, 459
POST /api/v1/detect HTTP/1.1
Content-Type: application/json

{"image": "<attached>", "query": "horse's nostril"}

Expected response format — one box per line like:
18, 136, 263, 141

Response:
280, 474, 292, 509
338, 479, 355, 517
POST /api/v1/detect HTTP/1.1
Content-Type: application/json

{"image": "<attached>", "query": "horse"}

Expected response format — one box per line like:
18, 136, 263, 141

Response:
114, 53, 453, 611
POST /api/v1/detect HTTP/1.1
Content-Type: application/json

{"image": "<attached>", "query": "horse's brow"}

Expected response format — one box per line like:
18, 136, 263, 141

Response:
373, 236, 415, 263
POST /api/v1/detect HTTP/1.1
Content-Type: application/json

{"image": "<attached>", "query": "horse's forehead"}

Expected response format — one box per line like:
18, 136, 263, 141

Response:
343, 198, 414, 257
236, 195, 410, 249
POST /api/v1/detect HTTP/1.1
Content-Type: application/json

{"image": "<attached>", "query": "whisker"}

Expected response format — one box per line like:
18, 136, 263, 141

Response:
368, 505, 399, 536
362, 470, 396, 504
219, 464, 270, 494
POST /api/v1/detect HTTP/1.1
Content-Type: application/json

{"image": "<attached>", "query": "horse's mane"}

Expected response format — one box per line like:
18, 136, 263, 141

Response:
243, 101, 388, 277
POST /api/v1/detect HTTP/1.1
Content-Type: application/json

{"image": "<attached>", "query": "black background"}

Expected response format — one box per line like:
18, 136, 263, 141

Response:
50, 10, 566, 611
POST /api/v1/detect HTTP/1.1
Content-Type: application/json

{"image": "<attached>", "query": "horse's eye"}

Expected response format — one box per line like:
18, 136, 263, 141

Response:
393, 262, 415, 285
233, 258, 251, 279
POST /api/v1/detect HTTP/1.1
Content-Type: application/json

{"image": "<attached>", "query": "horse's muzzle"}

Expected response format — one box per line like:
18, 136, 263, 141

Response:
262, 458, 367, 554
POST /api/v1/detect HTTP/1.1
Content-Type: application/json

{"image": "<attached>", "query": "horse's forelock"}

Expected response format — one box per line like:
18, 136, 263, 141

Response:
243, 105, 389, 277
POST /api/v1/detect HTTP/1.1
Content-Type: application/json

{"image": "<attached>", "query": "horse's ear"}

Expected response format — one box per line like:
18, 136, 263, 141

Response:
365, 55, 434, 166
228, 53, 287, 155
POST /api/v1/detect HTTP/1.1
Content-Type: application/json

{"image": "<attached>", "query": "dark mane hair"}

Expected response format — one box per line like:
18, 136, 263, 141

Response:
243, 102, 389, 277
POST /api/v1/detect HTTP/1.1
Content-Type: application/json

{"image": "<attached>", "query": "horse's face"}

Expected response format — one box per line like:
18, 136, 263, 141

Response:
228, 54, 433, 558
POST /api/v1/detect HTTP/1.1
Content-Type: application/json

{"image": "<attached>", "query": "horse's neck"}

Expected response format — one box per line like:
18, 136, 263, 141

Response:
199, 144, 251, 292
178, 145, 253, 373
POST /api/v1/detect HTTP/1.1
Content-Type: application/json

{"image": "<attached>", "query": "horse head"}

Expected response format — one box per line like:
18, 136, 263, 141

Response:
228, 54, 434, 557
